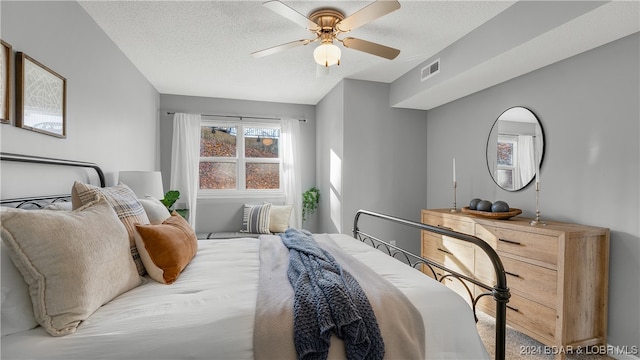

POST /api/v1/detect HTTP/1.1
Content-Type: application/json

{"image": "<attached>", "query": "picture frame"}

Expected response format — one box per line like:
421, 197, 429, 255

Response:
16, 52, 66, 138
0, 40, 11, 124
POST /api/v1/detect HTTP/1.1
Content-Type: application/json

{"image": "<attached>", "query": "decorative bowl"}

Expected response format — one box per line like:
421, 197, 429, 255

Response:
461, 207, 522, 220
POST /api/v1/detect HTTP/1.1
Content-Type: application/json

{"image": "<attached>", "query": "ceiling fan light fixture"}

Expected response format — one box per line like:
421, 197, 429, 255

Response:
314, 43, 341, 67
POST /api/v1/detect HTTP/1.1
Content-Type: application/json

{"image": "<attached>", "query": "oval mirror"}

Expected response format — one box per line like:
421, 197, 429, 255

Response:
486, 106, 544, 191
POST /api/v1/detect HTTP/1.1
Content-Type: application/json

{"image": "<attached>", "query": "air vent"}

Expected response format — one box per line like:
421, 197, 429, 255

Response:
421, 58, 440, 81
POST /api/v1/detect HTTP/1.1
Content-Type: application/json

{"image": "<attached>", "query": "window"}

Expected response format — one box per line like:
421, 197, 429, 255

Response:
496, 135, 518, 190
199, 120, 282, 194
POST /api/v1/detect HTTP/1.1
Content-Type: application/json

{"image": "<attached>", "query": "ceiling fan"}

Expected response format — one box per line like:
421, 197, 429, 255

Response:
251, 0, 401, 67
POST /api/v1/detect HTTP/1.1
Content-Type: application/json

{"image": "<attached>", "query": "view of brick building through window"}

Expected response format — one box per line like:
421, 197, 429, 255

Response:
200, 126, 280, 190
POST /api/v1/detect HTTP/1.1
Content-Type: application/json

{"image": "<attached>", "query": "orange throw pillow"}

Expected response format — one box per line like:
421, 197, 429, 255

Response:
134, 212, 198, 284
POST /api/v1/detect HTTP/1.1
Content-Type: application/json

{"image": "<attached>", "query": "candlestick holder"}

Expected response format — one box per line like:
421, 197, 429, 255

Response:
450, 181, 458, 212
530, 181, 545, 226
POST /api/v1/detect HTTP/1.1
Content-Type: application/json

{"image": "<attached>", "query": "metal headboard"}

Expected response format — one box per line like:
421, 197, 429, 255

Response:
352, 209, 509, 360
0, 152, 106, 207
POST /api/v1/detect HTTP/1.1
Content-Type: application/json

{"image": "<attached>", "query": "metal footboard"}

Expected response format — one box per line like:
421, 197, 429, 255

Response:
352, 209, 510, 360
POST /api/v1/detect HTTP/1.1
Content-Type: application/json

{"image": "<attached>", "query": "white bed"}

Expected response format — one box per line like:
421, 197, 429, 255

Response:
0, 153, 505, 360
1, 235, 488, 360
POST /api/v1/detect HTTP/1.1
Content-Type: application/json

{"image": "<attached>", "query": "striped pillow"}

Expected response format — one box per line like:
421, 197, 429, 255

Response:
72, 181, 150, 275
241, 203, 271, 234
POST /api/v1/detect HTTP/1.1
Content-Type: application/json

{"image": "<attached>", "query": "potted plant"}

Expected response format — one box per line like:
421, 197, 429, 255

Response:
161, 190, 188, 219
302, 187, 320, 223
160, 190, 180, 210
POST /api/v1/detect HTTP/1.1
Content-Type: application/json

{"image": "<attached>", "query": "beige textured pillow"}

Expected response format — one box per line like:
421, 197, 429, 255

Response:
0, 197, 142, 337
269, 204, 293, 233
72, 181, 150, 274
134, 212, 198, 284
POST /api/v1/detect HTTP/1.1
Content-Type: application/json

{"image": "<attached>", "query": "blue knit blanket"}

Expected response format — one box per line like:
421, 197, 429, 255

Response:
280, 228, 384, 360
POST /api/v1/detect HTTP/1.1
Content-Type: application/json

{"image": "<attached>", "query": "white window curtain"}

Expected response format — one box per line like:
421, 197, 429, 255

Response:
170, 113, 201, 228
281, 118, 302, 228
518, 135, 535, 187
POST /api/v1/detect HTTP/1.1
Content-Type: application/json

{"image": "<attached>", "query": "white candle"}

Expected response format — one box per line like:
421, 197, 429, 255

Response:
534, 149, 540, 184
453, 158, 456, 183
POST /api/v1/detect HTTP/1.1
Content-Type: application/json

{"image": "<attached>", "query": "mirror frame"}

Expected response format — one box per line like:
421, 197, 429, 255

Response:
486, 106, 545, 192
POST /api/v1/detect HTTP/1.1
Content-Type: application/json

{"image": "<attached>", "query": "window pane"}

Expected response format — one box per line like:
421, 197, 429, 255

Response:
246, 163, 279, 189
201, 126, 237, 157
497, 142, 513, 166
200, 162, 236, 189
244, 127, 279, 158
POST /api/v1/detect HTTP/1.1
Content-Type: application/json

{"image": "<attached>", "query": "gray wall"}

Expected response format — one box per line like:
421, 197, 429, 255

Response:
425, 33, 639, 351
0, 1, 159, 186
3, 0, 637, 351
316, 80, 344, 234
317, 79, 428, 255
159, 94, 317, 233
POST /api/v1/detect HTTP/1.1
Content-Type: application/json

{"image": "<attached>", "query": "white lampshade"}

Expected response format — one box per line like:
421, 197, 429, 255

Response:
313, 43, 341, 67
118, 171, 164, 199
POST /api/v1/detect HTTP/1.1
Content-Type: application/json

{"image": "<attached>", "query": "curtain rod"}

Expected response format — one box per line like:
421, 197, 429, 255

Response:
166, 112, 306, 122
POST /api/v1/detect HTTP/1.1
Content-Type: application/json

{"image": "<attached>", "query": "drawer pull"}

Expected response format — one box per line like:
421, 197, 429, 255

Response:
437, 247, 452, 255
505, 271, 521, 278
507, 305, 520, 313
436, 224, 453, 231
498, 238, 522, 246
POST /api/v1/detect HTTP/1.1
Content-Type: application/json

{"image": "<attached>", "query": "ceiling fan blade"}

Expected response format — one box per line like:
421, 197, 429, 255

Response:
263, 0, 320, 31
342, 37, 400, 60
251, 39, 312, 58
336, 0, 400, 32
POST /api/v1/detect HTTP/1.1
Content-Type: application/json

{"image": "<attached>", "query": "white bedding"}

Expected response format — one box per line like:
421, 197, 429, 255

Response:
1, 234, 489, 360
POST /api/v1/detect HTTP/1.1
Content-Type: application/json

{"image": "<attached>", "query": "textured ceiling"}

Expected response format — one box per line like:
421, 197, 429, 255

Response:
79, 1, 639, 108
78, 1, 514, 105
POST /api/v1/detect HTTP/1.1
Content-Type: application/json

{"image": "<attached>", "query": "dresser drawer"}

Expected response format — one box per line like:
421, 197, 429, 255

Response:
422, 233, 475, 278
477, 289, 556, 345
475, 252, 557, 308
475, 225, 558, 266
439, 271, 475, 306
422, 214, 474, 236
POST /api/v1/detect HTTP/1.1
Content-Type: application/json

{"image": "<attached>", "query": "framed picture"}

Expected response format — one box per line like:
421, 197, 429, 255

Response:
16, 52, 66, 138
0, 40, 11, 124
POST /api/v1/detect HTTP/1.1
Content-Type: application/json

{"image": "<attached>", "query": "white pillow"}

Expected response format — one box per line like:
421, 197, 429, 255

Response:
138, 196, 171, 224
1, 242, 38, 336
0, 197, 142, 336
269, 204, 293, 233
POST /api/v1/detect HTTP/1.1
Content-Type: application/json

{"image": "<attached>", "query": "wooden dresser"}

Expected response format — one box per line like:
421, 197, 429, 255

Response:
421, 209, 610, 357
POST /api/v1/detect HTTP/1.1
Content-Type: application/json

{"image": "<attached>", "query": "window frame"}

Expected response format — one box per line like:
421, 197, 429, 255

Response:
496, 134, 519, 190
198, 118, 284, 199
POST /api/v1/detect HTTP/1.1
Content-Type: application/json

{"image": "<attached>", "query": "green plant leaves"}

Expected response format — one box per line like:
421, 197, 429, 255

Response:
302, 187, 320, 222
161, 190, 180, 209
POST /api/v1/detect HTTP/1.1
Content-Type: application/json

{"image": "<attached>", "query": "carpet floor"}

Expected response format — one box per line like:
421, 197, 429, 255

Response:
476, 311, 613, 360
